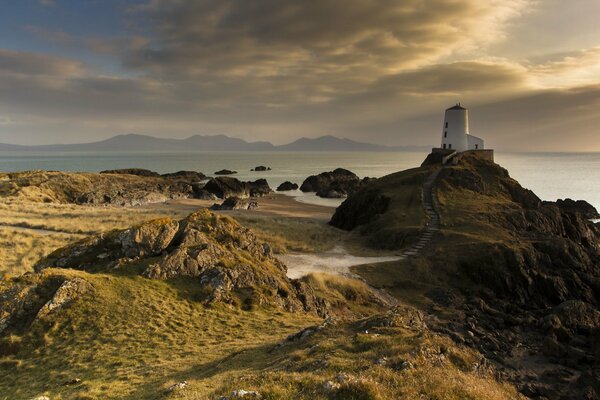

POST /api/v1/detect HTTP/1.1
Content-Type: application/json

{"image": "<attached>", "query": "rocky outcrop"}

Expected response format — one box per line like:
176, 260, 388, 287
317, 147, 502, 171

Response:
300, 168, 372, 198
276, 181, 299, 191
555, 198, 600, 219
337, 152, 600, 399
100, 168, 160, 177
203, 177, 272, 199
0, 170, 203, 206
34, 210, 321, 312
161, 170, 207, 181
214, 169, 237, 175
0, 275, 92, 336
35, 278, 92, 320
210, 197, 258, 211
300, 168, 358, 193
251, 166, 271, 171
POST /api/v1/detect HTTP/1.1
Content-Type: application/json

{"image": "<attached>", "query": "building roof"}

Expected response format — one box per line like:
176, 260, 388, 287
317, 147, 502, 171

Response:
446, 103, 466, 111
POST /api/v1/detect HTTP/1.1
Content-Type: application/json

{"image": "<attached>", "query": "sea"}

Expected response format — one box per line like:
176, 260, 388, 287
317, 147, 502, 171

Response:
0, 151, 598, 211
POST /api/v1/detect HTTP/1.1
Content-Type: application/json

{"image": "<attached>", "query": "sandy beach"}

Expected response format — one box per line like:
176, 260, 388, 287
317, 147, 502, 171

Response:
144, 192, 337, 220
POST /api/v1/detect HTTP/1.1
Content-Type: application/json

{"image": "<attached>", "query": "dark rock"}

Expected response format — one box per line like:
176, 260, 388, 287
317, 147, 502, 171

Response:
194, 189, 218, 200
248, 179, 272, 197
300, 168, 360, 197
251, 166, 271, 171
203, 177, 272, 199
330, 189, 390, 231
214, 169, 237, 175
100, 168, 160, 177
555, 198, 600, 219
210, 197, 258, 211
161, 170, 207, 181
276, 181, 299, 191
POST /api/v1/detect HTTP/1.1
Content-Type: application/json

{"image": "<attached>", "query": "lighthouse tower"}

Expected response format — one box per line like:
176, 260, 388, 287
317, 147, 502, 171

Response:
441, 103, 483, 152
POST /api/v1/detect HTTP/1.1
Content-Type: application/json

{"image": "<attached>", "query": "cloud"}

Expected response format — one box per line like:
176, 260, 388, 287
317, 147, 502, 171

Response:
0, 49, 84, 77
126, 1, 531, 90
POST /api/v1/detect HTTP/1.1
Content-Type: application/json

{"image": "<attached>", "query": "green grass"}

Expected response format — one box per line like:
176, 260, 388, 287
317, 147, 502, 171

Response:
0, 269, 321, 399
233, 214, 343, 253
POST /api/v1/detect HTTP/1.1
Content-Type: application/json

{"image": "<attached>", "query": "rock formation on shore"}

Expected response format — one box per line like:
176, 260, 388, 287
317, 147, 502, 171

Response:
210, 197, 258, 210
300, 168, 372, 198
331, 152, 600, 399
214, 169, 237, 175
276, 181, 299, 191
0, 170, 271, 206
202, 177, 272, 199
0, 170, 200, 206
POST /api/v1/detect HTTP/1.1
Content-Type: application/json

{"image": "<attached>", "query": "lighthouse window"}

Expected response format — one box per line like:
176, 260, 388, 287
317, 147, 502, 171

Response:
445, 122, 448, 128
444, 131, 447, 138
449, 144, 452, 149
443, 144, 446, 149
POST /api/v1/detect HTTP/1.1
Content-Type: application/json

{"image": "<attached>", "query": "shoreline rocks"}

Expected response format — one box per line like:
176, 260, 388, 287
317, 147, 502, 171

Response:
276, 181, 299, 191
300, 168, 374, 198
251, 166, 271, 171
210, 197, 258, 211
203, 177, 272, 199
214, 169, 237, 175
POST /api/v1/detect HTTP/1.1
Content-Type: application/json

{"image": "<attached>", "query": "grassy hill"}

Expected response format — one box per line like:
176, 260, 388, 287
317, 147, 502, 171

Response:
0, 208, 523, 399
332, 152, 600, 399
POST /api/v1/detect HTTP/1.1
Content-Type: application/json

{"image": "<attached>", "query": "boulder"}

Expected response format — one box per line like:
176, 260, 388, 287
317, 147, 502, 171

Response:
210, 197, 258, 211
251, 166, 271, 171
276, 181, 299, 191
300, 168, 369, 198
300, 168, 359, 193
203, 177, 249, 198
203, 177, 272, 199
214, 169, 237, 175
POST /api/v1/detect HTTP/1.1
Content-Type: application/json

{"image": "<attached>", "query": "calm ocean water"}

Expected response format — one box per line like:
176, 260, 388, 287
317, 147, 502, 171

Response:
0, 151, 598, 211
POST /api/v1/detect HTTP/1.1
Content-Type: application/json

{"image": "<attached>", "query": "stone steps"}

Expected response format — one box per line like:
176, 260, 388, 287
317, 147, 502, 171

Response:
397, 168, 443, 261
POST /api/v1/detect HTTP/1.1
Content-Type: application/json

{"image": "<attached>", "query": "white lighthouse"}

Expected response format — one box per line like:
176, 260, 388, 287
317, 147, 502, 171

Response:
441, 104, 484, 152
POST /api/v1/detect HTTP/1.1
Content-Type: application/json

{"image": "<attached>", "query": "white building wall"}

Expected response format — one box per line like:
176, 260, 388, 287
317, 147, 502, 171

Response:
467, 135, 484, 150
441, 107, 468, 151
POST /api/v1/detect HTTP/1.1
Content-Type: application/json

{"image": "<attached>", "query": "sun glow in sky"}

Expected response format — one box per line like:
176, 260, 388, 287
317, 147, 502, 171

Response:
1, 0, 600, 151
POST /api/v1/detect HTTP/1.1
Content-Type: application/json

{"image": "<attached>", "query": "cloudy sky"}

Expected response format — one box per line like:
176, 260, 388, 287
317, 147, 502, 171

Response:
0, 0, 599, 151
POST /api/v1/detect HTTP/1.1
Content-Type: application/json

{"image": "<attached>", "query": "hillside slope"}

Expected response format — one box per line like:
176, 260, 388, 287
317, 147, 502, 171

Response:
0, 210, 524, 399
331, 152, 600, 399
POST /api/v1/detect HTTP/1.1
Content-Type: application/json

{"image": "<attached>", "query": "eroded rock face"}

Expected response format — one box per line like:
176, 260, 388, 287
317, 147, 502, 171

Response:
35, 210, 317, 312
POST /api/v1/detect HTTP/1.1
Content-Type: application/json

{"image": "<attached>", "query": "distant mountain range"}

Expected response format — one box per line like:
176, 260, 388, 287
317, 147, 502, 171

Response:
0, 134, 430, 152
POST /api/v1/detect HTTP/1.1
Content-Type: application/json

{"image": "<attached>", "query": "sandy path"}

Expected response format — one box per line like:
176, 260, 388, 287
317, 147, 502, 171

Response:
144, 193, 336, 220
278, 246, 402, 279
